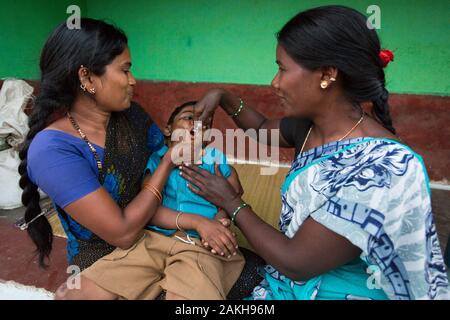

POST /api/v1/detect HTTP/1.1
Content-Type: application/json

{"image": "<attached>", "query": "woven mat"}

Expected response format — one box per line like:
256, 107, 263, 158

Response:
47, 212, 67, 239
231, 164, 287, 249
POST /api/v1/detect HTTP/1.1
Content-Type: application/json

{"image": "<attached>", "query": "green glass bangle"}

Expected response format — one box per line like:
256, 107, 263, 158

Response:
230, 98, 245, 118
231, 202, 250, 224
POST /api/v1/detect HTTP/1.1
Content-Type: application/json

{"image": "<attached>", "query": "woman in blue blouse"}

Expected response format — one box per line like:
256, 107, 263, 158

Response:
19, 18, 238, 299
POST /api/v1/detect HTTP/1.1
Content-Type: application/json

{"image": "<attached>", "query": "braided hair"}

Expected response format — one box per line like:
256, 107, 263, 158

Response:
277, 5, 396, 134
18, 18, 128, 268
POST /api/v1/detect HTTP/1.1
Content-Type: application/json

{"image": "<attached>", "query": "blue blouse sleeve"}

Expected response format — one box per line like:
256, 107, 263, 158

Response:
147, 123, 165, 153
27, 134, 102, 209
144, 152, 161, 176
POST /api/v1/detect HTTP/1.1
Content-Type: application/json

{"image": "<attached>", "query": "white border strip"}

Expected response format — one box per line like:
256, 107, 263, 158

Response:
227, 157, 291, 168
429, 183, 450, 191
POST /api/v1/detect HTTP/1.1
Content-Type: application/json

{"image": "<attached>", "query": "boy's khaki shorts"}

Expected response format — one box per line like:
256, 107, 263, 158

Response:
81, 230, 245, 300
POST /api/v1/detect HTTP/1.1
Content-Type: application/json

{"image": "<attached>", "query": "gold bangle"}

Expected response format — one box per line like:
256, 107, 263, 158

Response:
143, 183, 162, 203
146, 183, 162, 199
145, 187, 161, 203
147, 184, 162, 199
175, 212, 184, 231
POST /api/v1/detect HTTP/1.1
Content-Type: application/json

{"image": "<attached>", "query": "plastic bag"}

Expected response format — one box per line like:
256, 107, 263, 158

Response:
0, 79, 43, 209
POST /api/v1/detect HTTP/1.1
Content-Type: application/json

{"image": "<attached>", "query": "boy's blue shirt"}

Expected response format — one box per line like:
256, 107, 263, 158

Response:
144, 144, 232, 237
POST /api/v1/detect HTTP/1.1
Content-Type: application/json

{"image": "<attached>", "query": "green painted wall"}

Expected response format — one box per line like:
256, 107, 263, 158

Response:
87, 0, 450, 96
0, 0, 86, 80
1, 0, 449, 95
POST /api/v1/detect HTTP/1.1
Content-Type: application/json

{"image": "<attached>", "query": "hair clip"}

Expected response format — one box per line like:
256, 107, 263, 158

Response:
18, 209, 48, 230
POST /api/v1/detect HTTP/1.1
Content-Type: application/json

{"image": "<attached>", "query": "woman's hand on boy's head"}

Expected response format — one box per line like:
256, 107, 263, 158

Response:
195, 88, 226, 122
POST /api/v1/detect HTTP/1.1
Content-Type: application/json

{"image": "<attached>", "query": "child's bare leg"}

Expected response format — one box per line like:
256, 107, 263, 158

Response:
54, 275, 118, 300
165, 291, 188, 300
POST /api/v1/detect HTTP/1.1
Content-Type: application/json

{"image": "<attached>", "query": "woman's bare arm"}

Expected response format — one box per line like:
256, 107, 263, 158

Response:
180, 163, 362, 282
227, 205, 361, 281
63, 151, 175, 249
196, 89, 294, 147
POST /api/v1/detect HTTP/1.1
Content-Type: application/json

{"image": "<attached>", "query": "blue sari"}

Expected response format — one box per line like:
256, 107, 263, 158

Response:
250, 138, 449, 300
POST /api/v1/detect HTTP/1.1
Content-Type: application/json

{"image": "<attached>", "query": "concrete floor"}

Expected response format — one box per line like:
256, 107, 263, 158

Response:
0, 199, 68, 293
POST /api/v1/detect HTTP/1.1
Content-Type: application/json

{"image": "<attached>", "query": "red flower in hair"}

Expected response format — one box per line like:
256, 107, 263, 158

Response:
379, 49, 394, 68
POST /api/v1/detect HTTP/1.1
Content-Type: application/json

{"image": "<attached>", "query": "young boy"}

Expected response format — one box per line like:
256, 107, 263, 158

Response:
79, 101, 245, 300
141, 101, 245, 300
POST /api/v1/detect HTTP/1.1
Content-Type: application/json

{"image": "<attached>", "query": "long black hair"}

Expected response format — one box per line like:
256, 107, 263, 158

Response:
18, 18, 128, 268
277, 5, 395, 134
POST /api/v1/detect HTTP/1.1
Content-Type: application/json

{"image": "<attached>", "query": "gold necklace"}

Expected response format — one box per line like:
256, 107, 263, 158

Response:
299, 112, 365, 154
67, 112, 103, 171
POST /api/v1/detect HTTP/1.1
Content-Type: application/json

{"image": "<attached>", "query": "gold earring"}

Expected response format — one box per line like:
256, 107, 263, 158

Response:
320, 81, 328, 89
80, 84, 87, 91
89, 88, 96, 94
330, 77, 336, 82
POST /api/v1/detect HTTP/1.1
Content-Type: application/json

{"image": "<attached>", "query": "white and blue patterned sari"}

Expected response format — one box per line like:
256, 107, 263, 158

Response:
250, 138, 449, 300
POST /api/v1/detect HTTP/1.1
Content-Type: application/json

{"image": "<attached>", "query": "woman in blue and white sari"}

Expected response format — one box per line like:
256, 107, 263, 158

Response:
180, 5, 449, 300
258, 137, 447, 300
